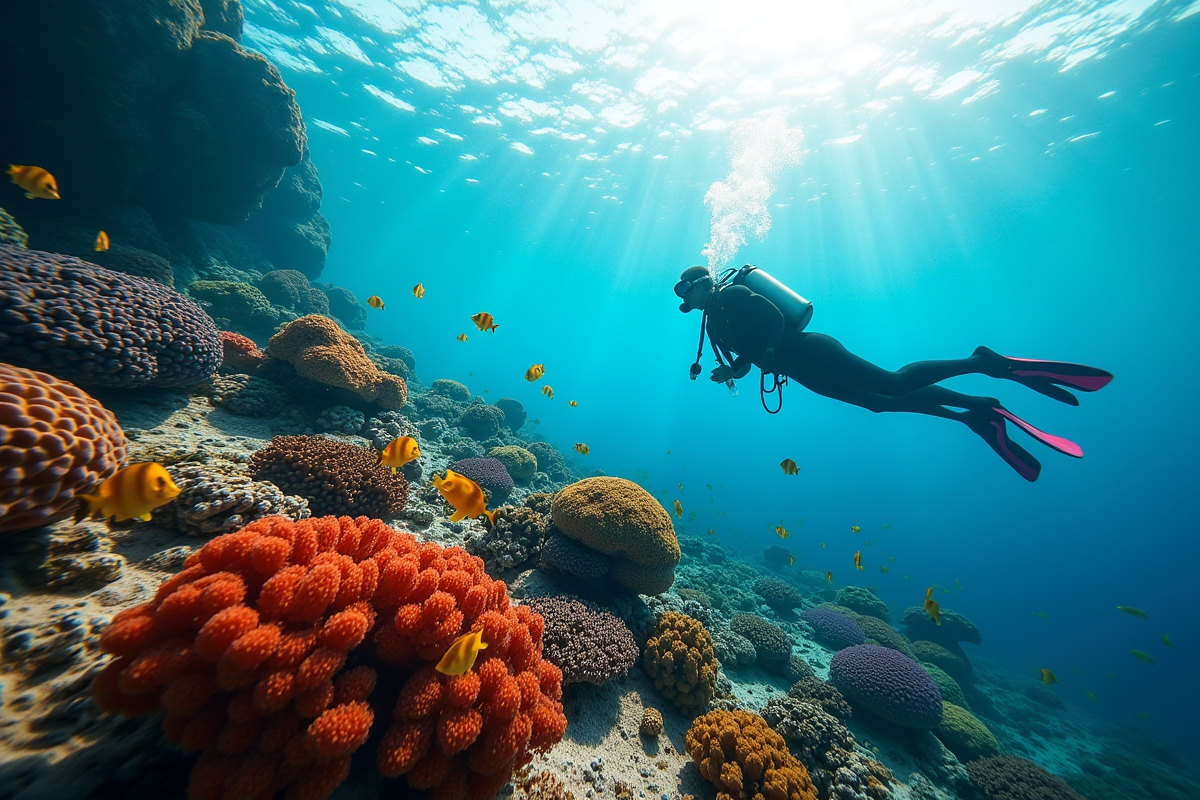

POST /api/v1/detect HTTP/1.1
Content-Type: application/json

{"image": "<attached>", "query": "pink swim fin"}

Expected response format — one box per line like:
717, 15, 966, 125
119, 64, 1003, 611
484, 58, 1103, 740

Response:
975, 346, 1113, 406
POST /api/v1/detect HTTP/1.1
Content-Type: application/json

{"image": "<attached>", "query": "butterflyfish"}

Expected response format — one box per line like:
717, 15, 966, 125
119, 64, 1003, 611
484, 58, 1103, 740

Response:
775, 525, 789, 539
75, 462, 181, 523
95, 231, 110, 252
8, 164, 59, 199
431, 469, 497, 526
1162, 634, 1172, 647
1117, 606, 1148, 618
542, 385, 553, 399
435, 629, 487, 676
366, 295, 385, 310
924, 587, 941, 625
574, 443, 589, 455
706, 528, 714, 536
780, 458, 800, 475
471, 312, 498, 332
412, 283, 425, 298
568, 400, 578, 407
850, 525, 861, 533
678, 483, 684, 490
456, 333, 468, 341
377, 436, 420, 473
825, 572, 833, 584
525, 364, 545, 381
1039, 669, 1059, 686
788, 556, 795, 566
673, 500, 682, 518
854, 550, 863, 571
1131, 650, 1155, 664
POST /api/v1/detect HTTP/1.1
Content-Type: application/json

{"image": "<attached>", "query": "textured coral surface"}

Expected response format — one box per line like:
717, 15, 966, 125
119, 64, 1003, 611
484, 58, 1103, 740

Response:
0, 363, 128, 534
966, 754, 1089, 800
800, 607, 866, 651
685, 709, 818, 800
642, 612, 718, 709
249, 436, 408, 519
266, 315, 407, 409
92, 515, 567, 800
829, 644, 944, 729
523, 596, 638, 686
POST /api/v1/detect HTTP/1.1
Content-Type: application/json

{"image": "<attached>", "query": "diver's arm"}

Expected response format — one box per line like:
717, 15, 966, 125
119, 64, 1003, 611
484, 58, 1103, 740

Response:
724, 286, 786, 370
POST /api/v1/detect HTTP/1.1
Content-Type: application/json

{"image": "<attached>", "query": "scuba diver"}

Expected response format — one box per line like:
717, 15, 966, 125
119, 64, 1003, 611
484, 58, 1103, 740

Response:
675, 265, 1113, 481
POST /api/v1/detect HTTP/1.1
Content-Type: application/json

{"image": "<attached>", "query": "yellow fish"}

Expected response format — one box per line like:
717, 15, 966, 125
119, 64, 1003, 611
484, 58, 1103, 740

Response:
880, 566, 890, 573
788, 556, 795, 566
850, 525, 861, 533
666, 449, 671, 455
706, 528, 713, 536
412, 283, 425, 299
706, 484, 712, 490
75, 462, 180, 523
775, 525, 789, 539
471, 312, 498, 332
431, 469, 497, 526
574, 443, 589, 455
1117, 606, 1148, 618
1131, 650, 1154, 664
780, 458, 800, 475
1084, 691, 1097, 701
1033, 612, 1050, 619
954, 579, 962, 591
377, 436, 420, 473
1162, 634, 1172, 647
673, 500, 682, 518
924, 587, 941, 626
542, 385, 553, 399
525, 364, 545, 382
435, 629, 487, 676
678, 483, 684, 490
568, 400, 578, 407
819, 542, 825, 549
8, 164, 59, 200
881, 524, 891, 529
864, 540, 871, 546
94, 231, 110, 252
854, 550, 863, 571
888, 556, 896, 561
1039, 669, 1058, 686
367, 295, 385, 310
825, 572, 833, 584
456, 333, 468, 342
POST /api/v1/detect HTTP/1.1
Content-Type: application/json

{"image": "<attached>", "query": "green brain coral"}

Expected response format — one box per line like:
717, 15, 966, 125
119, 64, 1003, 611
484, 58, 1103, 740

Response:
189, 280, 282, 333
922, 662, 968, 709
935, 702, 1000, 761
487, 445, 538, 483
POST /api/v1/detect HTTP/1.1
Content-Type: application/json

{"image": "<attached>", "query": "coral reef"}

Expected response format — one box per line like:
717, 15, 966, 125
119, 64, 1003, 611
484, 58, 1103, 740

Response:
539, 534, 611, 579
522, 597, 638, 686
267, 316, 407, 410
834, 587, 890, 620
0, 207, 28, 248
685, 709, 818, 800
787, 678, 853, 720
90, 243, 175, 285
162, 461, 311, 536
639, 707, 663, 737
526, 442, 571, 482
466, 507, 546, 573
921, 663, 967, 708
753, 577, 803, 612
713, 628, 757, 669
189, 280, 284, 334
248, 436, 408, 518
487, 446, 538, 484
911, 640, 969, 680
365, 410, 420, 452
0, 364, 128, 534
551, 477, 680, 595
257, 269, 329, 316
730, 614, 793, 671
91, 516, 568, 800
432, 379, 472, 401
448, 458, 514, 505
1, 246, 222, 388
219, 331, 268, 373
762, 545, 792, 568
459, 405, 506, 440
210, 374, 288, 417
642, 612, 719, 710
854, 615, 915, 659
313, 283, 366, 331
785, 655, 815, 683
903, 605, 983, 647
764, 697, 851, 758
966, 755, 1088, 800
935, 702, 1000, 762
494, 397, 526, 431
829, 644, 943, 729
800, 608, 866, 651
316, 406, 364, 436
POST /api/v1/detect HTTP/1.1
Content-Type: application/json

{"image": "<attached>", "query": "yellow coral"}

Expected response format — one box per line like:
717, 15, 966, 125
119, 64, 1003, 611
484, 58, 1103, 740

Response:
643, 612, 719, 709
685, 710, 818, 800
266, 315, 406, 409
550, 477, 680, 594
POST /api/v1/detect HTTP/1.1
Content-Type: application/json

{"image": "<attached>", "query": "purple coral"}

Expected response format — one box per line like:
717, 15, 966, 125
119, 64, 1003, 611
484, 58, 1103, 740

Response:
540, 533, 610, 578
0, 246, 222, 388
523, 596, 638, 685
448, 456, 514, 504
801, 607, 867, 650
829, 644, 943, 729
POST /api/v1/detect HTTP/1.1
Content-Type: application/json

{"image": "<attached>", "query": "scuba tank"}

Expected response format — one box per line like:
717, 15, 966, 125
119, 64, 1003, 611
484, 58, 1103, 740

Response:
731, 265, 814, 332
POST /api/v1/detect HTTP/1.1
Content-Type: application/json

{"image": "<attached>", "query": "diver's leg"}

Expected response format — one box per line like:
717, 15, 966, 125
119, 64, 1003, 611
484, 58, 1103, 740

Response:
792, 333, 985, 397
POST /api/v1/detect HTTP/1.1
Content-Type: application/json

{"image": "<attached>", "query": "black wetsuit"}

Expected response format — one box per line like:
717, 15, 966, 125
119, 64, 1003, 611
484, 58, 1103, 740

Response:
705, 284, 995, 420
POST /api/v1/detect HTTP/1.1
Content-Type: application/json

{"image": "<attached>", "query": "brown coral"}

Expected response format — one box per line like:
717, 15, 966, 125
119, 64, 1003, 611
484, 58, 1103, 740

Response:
639, 707, 663, 737
685, 709, 818, 800
266, 315, 407, 409
642, 612, 718, 710
0, 363, 128, 534
550, 477, 679, 594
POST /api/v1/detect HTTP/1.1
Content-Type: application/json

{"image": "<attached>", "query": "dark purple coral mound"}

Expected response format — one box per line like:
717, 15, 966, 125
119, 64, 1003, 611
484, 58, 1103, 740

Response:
448, 456, 514, 504
801, 607, 867, 650
523, 596, 638, 686
829, 643, 943, 729
0, 246, 221, 388
540, 533, 610, 578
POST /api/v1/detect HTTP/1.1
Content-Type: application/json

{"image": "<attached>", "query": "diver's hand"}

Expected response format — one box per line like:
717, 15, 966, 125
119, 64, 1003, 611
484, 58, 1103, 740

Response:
710, 365, 735, 383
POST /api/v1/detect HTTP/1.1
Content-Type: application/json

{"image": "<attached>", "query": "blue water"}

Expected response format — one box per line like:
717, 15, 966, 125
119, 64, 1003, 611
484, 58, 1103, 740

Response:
244, 0, 1199, 763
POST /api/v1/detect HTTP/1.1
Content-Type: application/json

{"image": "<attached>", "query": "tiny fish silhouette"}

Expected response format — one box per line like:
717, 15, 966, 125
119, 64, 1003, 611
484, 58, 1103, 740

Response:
367, 295, 384, 310
1039, 669, 1058, 686
854, 550, 863, 571
850, 525, 861, 533
825, 572, 833, 584
542, 385, 553, 399
780, 458, 800, 475
1117, 606, 1148, 618
673, 500, 682, 518
924, 587, 941, 625
412, 283, 425, 298
568, 400, 578, 407
1033, 612, 1050, 619
1162, 634, 1172, 647
1131, 650, 1154, 664
456, 333, 468, 341
788, 556, 795, 566
574, 443, 589, 455
775, 525, 789, 539
94, 231, 110, 252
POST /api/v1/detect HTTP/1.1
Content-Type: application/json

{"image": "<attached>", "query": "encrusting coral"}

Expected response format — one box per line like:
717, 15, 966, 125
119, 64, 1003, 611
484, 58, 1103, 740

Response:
91, 515, 568, 800
685, 709, 819, 800
248, 436, 408, 519
0, 363, 128, 534
466, 507, 546, 573
730, 614, 793, 672
219, 331, 269, 373
935, 702, 1001, 762
538, 534, 610, 579
787, 678, 853, 720
834, 587, 891, 620
854, 614, 915, 659
210, 374, 289, 418
642, 612, 719, 710
448, 458, 514, 506
493, 397, 526, 431
161, 462, 311, 537
458, 405, 506, 440
522, 596, 638, 686
487, 446, 538, 484
829, 644, 944, 729
965, 754, 1088, 800
266, 315, 407, 410
639, 707, 663, 737
550, 477, 680, 595
800, 607, 866, 651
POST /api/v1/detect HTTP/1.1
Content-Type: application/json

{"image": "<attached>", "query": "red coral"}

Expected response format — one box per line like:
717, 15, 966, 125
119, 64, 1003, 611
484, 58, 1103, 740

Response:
220, 330, 268, 373
93, 515, 567, 800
